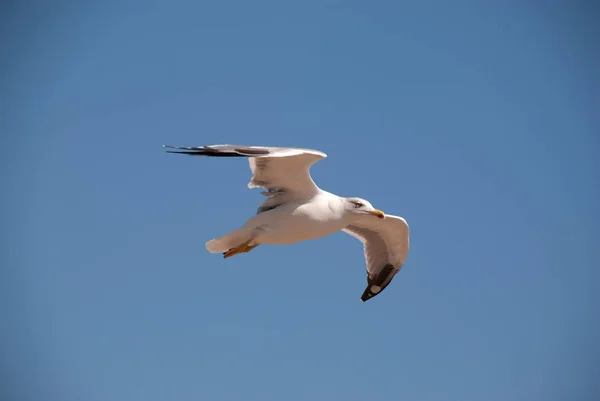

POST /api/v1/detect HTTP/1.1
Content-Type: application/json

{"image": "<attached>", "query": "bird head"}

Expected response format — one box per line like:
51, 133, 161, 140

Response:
343, 197, 385, 220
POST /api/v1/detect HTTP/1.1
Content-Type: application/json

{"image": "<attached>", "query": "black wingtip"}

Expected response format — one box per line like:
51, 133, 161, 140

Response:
162, 144, 247, 157
360, 285, 386, 302
360, 264, 398, 303
163, 144, 206, 156
361, 288, 376, 302
165, 150, 200, 155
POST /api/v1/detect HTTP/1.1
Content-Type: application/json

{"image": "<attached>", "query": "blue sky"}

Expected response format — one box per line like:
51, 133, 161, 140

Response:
2, 1, 599, 400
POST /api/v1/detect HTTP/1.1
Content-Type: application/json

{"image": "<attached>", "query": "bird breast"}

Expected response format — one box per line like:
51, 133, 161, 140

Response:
251, 195, 347, 245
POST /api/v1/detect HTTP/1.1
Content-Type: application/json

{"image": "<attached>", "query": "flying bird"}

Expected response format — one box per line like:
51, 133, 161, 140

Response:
164, 144, 410, 302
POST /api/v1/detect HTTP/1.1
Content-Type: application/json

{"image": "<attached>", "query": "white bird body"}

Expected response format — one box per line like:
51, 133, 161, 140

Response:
165, 144, 410, 302
210, 191, 348, 248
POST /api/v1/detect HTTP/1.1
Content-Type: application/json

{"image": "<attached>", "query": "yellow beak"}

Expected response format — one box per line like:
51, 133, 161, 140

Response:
369, 209, 385, 219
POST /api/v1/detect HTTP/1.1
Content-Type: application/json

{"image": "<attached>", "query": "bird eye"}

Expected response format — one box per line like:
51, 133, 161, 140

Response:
353, 202, 363, 208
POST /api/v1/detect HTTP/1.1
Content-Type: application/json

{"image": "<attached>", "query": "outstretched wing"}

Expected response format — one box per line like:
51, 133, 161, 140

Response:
164, 144, 327, 213
342, 214, 410, 302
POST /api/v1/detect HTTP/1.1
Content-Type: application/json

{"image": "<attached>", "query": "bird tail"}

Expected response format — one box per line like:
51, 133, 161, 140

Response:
205, 231, 251, 253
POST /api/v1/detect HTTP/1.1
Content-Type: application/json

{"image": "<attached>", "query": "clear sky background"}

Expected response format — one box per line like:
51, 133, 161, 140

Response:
2, 1, 599, 400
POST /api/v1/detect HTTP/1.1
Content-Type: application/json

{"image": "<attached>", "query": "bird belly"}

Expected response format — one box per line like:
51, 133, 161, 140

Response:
255, 223, 339, 245
251, 201, 346, 245
255, 221, 343, 245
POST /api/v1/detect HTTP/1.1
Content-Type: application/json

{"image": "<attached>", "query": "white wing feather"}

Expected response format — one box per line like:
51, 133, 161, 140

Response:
343, 214, 410, 301
246, 147, 326, 194
163, 144, 327, 213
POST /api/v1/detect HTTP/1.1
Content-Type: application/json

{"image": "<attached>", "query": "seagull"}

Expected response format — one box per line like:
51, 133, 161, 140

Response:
164, 144, 410, 302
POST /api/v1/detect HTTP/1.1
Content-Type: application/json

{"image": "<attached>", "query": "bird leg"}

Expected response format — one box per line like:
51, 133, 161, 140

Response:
223, 239, 260, 259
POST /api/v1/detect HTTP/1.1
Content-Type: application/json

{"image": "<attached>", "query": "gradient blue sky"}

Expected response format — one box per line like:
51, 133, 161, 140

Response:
2, 1, 599, 400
